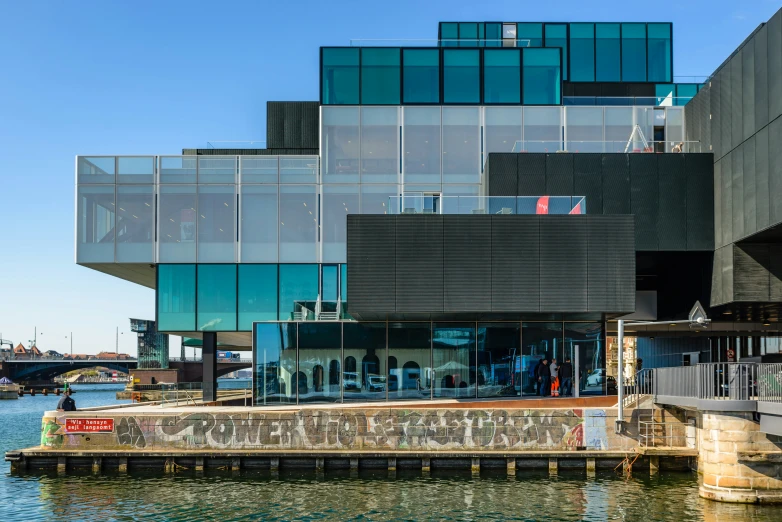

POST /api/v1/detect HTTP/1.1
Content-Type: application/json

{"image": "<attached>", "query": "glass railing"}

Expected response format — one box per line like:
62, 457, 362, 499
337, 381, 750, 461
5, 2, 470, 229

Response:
388, 196, 585, 215
510, 141, 704, 153
563, 96, 695, 107
349, 39, 532, 47
206, 141, 267, 149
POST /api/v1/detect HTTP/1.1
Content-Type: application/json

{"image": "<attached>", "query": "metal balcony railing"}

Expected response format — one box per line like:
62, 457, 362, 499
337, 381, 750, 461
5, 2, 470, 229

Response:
648, 363, 782, 404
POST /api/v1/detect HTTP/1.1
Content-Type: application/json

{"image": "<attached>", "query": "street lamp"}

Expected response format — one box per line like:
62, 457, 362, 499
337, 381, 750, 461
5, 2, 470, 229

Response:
116, 327, 124, 356
65, 333, 72, 357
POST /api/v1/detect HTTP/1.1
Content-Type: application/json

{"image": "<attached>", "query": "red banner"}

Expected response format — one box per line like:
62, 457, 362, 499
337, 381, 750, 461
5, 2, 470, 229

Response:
65, 418, 115, 433
535, 196, 549, 214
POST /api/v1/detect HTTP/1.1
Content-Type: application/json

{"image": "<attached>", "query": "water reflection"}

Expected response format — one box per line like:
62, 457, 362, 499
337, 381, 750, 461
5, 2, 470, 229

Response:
12, 471, 780, 521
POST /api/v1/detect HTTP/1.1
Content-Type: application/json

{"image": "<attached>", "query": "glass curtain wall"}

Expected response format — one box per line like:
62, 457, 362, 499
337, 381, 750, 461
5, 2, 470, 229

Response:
485, 107, 522, 155
523, 107, 562, 152
570, 24, 595, 82
522, 322, 562, 396
298, 323, 342, 403
483, 49, 521, 104
621, 23, 647, 82
360, 107, 399, 183
443, 50, 480, 104
117, 156, 153, 183
360, 48, 400, 104
477, 323, 521, 398
343, 322, 387, 402
157, 264, 196, 331
322, 107, 359, 184
403, 107, 441, 184
433, 323, 475, 398
115, 185, 154, 263
197, 264, 237, 331
544, 24, 568, 80
77, 186, 115, 263
517, 23, 543, 47
197, 185, 235, 263
238, 264, 278, 330
278, 264, 318, 321
322, 185, 359, 262
254, 322, 297, 405
565, 323, 605, 396
388, 323, 431, 400
240, 185, 278, 262
596, 24, 621, 82
522, 48, 561, 105
402, 49, 439, 104
566, 107, 604, 152
158, 185, 197, 262
321, 48, 359, 105
279, 185, 317, 262
647, 23, 672, 83
442, 107, 480, 183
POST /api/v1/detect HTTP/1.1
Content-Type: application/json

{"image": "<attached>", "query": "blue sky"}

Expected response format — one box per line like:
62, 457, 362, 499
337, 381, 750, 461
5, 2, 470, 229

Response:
0, 0, 779, 355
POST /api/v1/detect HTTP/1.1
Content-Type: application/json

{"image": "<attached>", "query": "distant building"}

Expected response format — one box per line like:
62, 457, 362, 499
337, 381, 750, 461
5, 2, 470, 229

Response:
94, 352, 133, 360
13, 344, 29, 359
129, 319, 169, 369
43, 350, 63, 359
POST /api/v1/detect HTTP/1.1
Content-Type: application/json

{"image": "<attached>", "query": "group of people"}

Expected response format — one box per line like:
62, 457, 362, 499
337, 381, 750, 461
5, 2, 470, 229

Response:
533, 357, 574, 397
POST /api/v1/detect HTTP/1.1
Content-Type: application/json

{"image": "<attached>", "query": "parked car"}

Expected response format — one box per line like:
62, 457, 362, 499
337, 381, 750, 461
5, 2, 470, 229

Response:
586, 369, 606, 387
343, 372, 359, 390
367, 375, 386, 392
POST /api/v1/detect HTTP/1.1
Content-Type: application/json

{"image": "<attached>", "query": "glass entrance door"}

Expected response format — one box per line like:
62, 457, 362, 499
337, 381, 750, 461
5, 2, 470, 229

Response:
521, 323, 562, 397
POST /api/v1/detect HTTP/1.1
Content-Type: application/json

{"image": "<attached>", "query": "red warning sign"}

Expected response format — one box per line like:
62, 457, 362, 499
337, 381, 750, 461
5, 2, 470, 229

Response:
65, 418, 115, 433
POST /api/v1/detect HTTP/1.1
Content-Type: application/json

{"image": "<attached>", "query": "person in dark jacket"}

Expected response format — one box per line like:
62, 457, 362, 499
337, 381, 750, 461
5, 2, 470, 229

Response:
56, 388, 76, 412
536, 359, 550, 397
559, 358, 574, 397
532, 358, 543, 395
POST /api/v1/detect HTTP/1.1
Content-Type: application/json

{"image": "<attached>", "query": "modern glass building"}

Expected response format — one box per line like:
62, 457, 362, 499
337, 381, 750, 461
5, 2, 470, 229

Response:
129, 318, 169, 369
76, 12, 782, 404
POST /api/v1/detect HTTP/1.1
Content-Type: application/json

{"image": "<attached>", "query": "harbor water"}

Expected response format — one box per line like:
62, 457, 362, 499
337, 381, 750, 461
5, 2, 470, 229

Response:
2, 383, 782, 521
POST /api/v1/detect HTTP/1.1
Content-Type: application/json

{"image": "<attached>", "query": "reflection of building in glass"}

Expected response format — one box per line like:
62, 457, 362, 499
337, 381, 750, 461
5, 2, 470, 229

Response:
607, 336, 637, 382
130, 318, 169, 369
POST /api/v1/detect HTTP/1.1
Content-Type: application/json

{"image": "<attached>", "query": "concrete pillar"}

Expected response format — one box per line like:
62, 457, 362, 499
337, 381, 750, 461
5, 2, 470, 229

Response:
270, 457, 279, 471
650, 456, 659, 476
388, 458, 397, 471
471, 458, 481, 476
316, 458, 324, 471
164, 458, 175, 474
202, 332, 218, 402
586, 458, 596, 474
118, 457, 128, 474
231, 458, 241, 472
549, 458, 558, 475
92, 457, 102, 475
699, 411, 782, 503
421, 458, 431, 474
195, 457, 204, 472
57, 457, 67, 475
506, 458, 516, 476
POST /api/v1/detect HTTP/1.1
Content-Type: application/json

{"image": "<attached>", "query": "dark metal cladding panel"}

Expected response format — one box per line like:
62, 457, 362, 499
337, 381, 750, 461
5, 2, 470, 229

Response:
770, 117, 782, 227
700, 86, 711, 152
587, 215, 635, 313
731, 145, 745, 240
733, 244, 770, 302
686, 154, 716, 251
710, 245, 722, 307
487, 154, 519, 197
768, 10, 782, 122
684, 96, 698, 147
721, 152, 733, 246
743, 135, 757, 236
517, 154, 547, 196
266, 102, 320, 150
266, 102, 286, 149
491, 216, 540, 312
711, 73, 722, 159
395, 215, 444, 313
657, 155, 687, 250
742, 40, 756, 143
756, 126, 770, 231
755, 25, 769, 133
714, 159, 723, 249
185, 148, 319, 156
545, 154, 574, 195
573, 154, 603, 215
723, 244, 735, 305
770, 244, 782, 301
443, 216, 492, 312
601, 154, 630, 214
539, 216, 587, 312
301, 103, 320, 149
630, 154, 659, 250
284, 102, 303, 150
720, 68, 732, 162
730, 52, 743, 152
346, 215, 396, 314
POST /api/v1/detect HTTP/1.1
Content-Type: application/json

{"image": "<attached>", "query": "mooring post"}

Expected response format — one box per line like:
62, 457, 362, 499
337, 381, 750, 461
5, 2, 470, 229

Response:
471, 458, 481, 476
506, 458, 516, 476
650, 456, 659, 476
586, 458, 596, 475
549, 458, 558, 475
57, 457, 67, 475
421, 457, 431, 474
92, 457, 102, 475
315, 457, 324, 471
118, 457, 128, 474
387, 458, 396, 471
164, 458, 175, 474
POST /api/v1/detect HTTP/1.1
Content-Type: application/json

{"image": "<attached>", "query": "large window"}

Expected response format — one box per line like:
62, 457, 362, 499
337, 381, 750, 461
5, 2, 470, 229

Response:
522, 323, 562, 396
477, 323, 521, 398
298, 323, 342, 403
403, 107, 441, 184
361, 48, 400, 104
77, 185, 115, 263
278, 185, 317, 262
621, 23, 647, 82
564, 323, 604, 396
322, 185, 359, 263
545, 24, 568, 81
240, 185, 278, 262
157, 264, 196, 331
483, 49, 521, 104
78, 156, 115, 184
604, 107, 634, 152
570, 24, 595, 82
322, 107, 359, 184
115, 185, 154, 262
197, 156, 236, 184
647, 23, 672, 83
321, 48, 359, 105
238, 264, 277, 330
402, 49, 439, 104
523, 48, 561, 105
485, 107, 522, 155
517, 23, 543, 47
278, 264, 318, 321
254, 322, 297, 405
596, 23, 621, 82
523, 107, 562, 152
158, 185, 197, 263
197, 185, 235, 263
458, 22, 479, 47
565, 107, 604, 152
240, 156, 277, 184
442, 107, 480, 183
360, 107, 399, 183
117, 156, 154, 184
433, 323, 475, 399
159, 156, 196, 184
361, 185, 397, 215
343, 322, 387, 402
197, 264, 237, 331
388, 323, 431, 401
443, 49, 480, 104
440, 22, 458, 47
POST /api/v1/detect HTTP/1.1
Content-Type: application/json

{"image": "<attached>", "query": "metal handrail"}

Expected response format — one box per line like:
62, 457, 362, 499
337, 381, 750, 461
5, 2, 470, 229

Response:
758, 363, 782, 403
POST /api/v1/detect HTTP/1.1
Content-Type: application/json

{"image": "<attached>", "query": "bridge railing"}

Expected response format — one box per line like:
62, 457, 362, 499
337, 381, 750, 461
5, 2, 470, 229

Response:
758, 363, 782, 403
650, 362, 782, 404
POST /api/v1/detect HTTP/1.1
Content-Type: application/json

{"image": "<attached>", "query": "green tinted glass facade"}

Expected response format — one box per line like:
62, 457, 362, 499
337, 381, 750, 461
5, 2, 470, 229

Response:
517, 23, 543, 47
197, 264, 237, 331
279, 264, 319, 321
544, 24, 567, 80
459, 22, 478, 46
158, 264, 196, 331
361, 48, 400, 104
595, 23, 620, 81
647, 23, 672, 82
443, 49, 480, 103
523, 48, 561, 105
321, 48, 359, 105
621, 23, 647, 82
403, 49, 440, 103
238, 264, 278, 330
570, 23, 595, 82
440, 22, 458, 46
484, 50, 521, 103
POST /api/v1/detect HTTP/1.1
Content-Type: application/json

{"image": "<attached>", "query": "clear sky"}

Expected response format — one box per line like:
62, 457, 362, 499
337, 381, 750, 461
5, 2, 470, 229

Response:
0, 0, 779, 355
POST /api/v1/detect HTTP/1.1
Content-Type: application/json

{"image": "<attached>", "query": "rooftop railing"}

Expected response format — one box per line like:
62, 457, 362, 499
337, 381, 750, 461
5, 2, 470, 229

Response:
349, 39, 532, 47
563, 96, 696, 107
510, 140, 703, 153
388, 195, 585, 215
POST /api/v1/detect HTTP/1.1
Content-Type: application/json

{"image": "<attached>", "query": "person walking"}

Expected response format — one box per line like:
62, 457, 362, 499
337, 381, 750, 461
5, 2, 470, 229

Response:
56, 388, 77, 412
536, 358, 550, 397
559, 357, 574, 397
